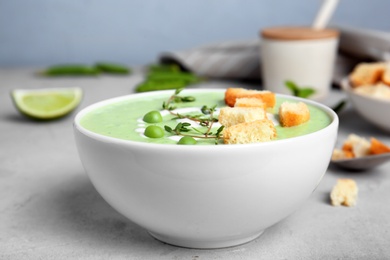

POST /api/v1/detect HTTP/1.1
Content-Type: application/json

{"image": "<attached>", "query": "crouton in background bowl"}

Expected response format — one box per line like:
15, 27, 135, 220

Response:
73, 88, 338, 249
341, 76, 390, 133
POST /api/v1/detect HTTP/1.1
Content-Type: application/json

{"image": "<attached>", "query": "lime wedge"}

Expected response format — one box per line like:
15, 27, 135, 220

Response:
11, 87, 83, 120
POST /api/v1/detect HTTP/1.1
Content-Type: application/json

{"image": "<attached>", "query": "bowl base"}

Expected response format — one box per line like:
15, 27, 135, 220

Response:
148, 230, 264, 249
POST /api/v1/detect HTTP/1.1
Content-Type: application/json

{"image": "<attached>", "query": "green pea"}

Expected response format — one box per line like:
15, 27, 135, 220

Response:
144, 125, 164, 138
178, 136, 197, 145
143, 110, 163, 123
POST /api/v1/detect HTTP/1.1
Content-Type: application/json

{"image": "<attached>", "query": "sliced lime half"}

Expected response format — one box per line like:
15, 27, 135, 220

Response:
11, 87, 83, 120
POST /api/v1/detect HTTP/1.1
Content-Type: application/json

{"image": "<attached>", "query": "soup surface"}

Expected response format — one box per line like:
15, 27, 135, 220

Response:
79, 90, 332, 145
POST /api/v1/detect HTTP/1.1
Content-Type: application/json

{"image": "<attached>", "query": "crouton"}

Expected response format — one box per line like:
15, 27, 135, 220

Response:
370, 137, 390, 155
343, 134, 371, 158
330, 179, 358, 207
223, 119, 276, 144
331, 149, 354, 160
279, 101, 310, 127
353, 83, 390, 100
234, 97, 266, 109
218, 107, 266, 128
225, 88, 275, 108
382, 63, 390, 86
349, 62, 386, 87
332, 134, 390, 161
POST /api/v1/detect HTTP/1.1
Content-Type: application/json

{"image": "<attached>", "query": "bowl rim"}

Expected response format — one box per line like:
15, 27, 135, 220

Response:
73, 88, 338, 150
340, 77, 390, 105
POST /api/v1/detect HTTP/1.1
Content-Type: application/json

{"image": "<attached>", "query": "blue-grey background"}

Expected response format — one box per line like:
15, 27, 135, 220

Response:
1, 0, 389, 67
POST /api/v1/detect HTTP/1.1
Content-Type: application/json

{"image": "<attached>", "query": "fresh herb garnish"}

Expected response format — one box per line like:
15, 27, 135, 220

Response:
162, 88, 196, 111
162, 88, 224, 144
285, 80, 316, 98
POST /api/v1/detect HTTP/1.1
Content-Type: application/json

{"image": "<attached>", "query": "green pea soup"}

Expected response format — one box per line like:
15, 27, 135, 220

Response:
79, 90, 332, 145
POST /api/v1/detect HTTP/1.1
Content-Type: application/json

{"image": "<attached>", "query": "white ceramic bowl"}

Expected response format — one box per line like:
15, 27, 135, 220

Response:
73, 89, 338, 249
341, 77, 390, 132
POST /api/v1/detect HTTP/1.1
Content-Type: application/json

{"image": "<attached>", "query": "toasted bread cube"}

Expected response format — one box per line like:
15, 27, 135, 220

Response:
354, 84, 390, 100
279, 101, 310, 127
343, 134, 370, 158
382, 64, 390, 86
342, 142, 353, 153
349, 62, 386, 87
218, 107, 266, 128
370, 137, 390, 155
330, 179, 358, 207
225, 88, 275, 108
223, 119, 276, 144
234, 97, 266, 109
331, 149, 354, 160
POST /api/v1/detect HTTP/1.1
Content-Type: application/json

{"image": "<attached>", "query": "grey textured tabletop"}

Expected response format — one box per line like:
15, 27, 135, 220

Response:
1, 68, 390, 260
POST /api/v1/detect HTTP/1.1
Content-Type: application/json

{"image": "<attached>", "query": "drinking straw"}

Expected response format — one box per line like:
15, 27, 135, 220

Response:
312, 0, 339, 30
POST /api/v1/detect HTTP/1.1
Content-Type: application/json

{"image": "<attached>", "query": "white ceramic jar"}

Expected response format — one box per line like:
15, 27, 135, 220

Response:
260, 27, 339, 100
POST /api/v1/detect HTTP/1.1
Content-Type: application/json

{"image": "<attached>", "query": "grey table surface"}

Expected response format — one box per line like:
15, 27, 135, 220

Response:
1, 68, 390, 260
